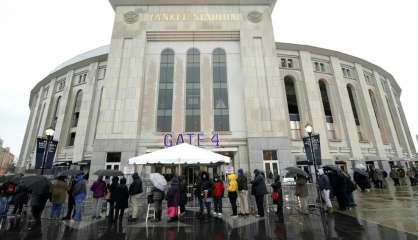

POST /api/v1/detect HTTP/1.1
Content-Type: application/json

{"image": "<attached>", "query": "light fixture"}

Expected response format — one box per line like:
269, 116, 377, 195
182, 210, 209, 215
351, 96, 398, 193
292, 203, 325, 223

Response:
305, 123, 313, 134
45, 128, 55, 137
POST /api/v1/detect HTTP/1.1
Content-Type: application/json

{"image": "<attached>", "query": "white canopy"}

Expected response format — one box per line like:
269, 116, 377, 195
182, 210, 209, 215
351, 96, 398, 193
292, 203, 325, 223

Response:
128, 143, 231, 165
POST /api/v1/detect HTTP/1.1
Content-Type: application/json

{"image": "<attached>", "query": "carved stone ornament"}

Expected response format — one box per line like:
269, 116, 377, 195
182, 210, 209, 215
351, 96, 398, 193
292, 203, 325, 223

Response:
124, 11, 139, 24
247, 11, 263, 23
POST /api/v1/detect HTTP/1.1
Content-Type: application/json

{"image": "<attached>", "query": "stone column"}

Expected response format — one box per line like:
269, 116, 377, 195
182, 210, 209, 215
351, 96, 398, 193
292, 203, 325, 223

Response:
355, 64, 386, 159
299, 51, 331, 161
330, 57, 362, 160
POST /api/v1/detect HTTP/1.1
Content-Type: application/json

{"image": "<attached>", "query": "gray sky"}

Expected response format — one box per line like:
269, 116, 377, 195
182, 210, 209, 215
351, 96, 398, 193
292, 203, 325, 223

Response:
1, 0, 417, 159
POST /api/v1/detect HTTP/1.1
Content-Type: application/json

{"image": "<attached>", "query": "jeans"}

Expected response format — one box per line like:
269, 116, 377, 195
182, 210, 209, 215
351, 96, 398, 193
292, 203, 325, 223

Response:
213, 196, 223, 213
64, 196, 75, 219
228, 192, 238, 216
31, 201, 47, 224
238, 190, 250, 214
92, 197, 103, 218
154, 200, 162, 221
73, 199, 83, 222
199, 198, 211, 215
50, 203, 63, 219
0, 196, 11, 217
255, 195, 265, 217
130, 194, 141, 219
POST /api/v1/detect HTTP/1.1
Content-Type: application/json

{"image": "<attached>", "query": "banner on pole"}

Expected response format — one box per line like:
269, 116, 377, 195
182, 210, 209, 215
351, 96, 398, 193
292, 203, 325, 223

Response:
303, 134, 321, 166
35, 138, 58, 170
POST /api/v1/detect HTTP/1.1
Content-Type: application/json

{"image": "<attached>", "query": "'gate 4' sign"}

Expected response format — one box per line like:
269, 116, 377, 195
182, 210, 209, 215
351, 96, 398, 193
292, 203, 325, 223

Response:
163, 133, 220, 148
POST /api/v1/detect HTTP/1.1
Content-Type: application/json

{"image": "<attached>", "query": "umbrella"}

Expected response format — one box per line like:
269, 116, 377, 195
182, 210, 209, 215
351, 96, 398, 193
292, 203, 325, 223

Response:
353, 168, 368, 177
3, 173, 23, 184
56, 169, 83, 177
150, 173, 167, 191
323, 165, 341, 172
20, 175, 51, 197
285, 167, 309, 178
94, 169, 124, 177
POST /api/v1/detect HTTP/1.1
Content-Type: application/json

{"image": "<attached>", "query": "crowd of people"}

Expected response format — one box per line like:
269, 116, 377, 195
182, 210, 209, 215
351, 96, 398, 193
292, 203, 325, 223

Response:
1, 164, 416, 230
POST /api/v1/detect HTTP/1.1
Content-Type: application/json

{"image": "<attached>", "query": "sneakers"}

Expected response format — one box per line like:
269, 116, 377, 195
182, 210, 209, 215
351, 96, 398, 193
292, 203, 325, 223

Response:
218, 213, 223, 217
231, 214, 238, 218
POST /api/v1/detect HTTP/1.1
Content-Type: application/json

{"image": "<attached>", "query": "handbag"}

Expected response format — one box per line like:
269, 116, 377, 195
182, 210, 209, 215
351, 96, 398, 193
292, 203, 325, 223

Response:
271, 191, 279, 201
104, 192, 111, 200
167, 207, 177, 218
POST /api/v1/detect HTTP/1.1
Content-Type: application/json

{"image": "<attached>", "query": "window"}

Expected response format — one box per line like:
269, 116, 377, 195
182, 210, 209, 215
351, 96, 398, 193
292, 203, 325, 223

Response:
263, 150, 279, 180
106, 152, 121, 163
156, 49, 175, 132
68, 132, 76, 146
284, 76, 300, 121
281, 58, 294, 69
370, 90, 388, 144
73, 72, 88, 85
72, 90, 83, 127
185, 48, 201, 132
213, 48, 230, 131
320, 63, 325, 72
319, 80, 337, 140
51, 96, 61, 129
263, 150, 278, 161
342, 66, 355, 79
314, 62, 320, 72
56, 78, 65, 92
97, 67, 107, 80
347, 85, 360, 126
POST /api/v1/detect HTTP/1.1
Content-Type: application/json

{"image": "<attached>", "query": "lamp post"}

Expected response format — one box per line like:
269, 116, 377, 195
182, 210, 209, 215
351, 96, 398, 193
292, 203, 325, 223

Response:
304, 124, 318, 180
41, 128, 55, 175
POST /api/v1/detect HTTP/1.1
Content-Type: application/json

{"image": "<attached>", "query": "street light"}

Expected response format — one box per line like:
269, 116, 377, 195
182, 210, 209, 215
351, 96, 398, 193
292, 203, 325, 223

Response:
41, 128, 55, 175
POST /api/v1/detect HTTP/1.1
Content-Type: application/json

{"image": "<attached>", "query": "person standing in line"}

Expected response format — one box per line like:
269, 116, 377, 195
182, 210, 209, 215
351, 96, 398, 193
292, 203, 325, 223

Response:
50, 176, 68, 219
151, 184, 165, 222
373, 169, 384, 189
178, 176, 188, 216
334, 171, 348, 211
227, 172, 238, 217
271, 175, 284, 222
237, 169, 250, 216
251, 169, 268, 217
107, 177, 119, 224
72, 174, 87, 222
295, 174, 309, 214
390, 168, 400, 186
166, 176, 180, 222
318, 169, 333, 213
195, 172, 213, 218
212, 175, 224, 217
62, 177, 76, 220
114, 178, 129, 224
90, 176, 106, 220
398, 168, 407, 186
128, 173, 143, 222
28, 180, 51, 230
344, 172, 357, 208
407, 168, 416, 186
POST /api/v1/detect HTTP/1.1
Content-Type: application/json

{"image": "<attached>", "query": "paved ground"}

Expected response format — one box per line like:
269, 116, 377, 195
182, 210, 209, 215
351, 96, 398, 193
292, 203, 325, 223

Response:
1, 183, 417, 240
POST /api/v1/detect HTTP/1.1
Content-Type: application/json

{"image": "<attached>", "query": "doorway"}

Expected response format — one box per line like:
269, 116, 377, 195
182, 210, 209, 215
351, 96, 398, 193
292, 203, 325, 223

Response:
263, 150, 280, 182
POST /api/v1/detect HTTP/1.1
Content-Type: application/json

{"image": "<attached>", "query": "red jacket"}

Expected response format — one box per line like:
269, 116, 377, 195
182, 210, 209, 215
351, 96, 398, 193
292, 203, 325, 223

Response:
213, 181, 224, 197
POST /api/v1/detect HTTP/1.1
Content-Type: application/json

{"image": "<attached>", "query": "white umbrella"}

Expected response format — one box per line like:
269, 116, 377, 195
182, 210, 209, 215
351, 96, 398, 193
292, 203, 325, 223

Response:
150, 173, 167, 191
128, 143, 231, 165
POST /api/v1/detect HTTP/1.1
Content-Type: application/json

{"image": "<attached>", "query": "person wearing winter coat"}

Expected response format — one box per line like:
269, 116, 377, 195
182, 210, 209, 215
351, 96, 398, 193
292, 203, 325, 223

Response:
334, 171, 348, 210
390, 168, 400, 186
151, 186, 165, 222
128, 173, 143, 222
398, 168, 407, 186
344, 172, 357, 208
114, 178, 129, 223
178, 176, 188, 215
107, 177, 119, 223
72, 174, 87, 222
407, 168, 417, 186
227, 173, 238, 217
166, 176, 180, 222
295, 174, 309, 213
90, 176, 107, 219
271, 175, 284, 221
237, 169, 250, 216
251, 169, 268, 217
373, 169, 384, 189
194, 172, 213, 217
11, 184, 29, 215
212, 176, 224, 216
318, 169, 333, 212
50, 176, 68, 219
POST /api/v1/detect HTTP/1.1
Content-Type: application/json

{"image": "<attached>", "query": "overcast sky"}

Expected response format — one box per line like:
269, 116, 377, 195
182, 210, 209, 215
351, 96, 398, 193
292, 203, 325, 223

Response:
1, 0, 417, 159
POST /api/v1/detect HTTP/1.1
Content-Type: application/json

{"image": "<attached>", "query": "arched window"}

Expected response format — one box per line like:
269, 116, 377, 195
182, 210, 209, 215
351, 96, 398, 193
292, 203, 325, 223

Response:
156, 49, 175, 132
51, 96, 61, 128
72, 90, 83, 127
185, 48, 201, 132
368, 90, 381, 128
347, 85, 360, 126
284, 76, 300, 121
319, 80, 333, 123
213, 48, 229, 131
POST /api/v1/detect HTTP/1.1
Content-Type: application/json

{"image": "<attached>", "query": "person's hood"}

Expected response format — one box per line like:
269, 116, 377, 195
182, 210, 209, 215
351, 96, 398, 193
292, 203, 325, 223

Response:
170, 176, 179, 186
318, 169, 324, 175
201, 172, 209, 180
227, 174, 237, 181
132, 172, 139, 180
253, 169, 260, 176
111, 177, 119, 183
274, 175, 281, 183
75, 175, 84, 182
238, 169, 244, 177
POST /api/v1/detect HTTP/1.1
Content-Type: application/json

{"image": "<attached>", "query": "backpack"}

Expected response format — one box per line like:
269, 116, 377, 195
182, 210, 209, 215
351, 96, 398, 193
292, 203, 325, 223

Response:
271, 191, 279, 201
7, 183, 15, 194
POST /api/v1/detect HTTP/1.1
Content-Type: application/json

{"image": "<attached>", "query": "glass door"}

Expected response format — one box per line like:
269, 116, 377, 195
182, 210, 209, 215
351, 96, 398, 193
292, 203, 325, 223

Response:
263, 150, 280, 182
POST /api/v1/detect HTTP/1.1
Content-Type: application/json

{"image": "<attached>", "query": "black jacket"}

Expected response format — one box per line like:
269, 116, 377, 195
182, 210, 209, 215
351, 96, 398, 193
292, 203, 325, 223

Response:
318, 174, 331, 191
237, 175, 248, 191
114, 184, 129, 209
251, 172, 268, 196
129, 176, 143, 195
